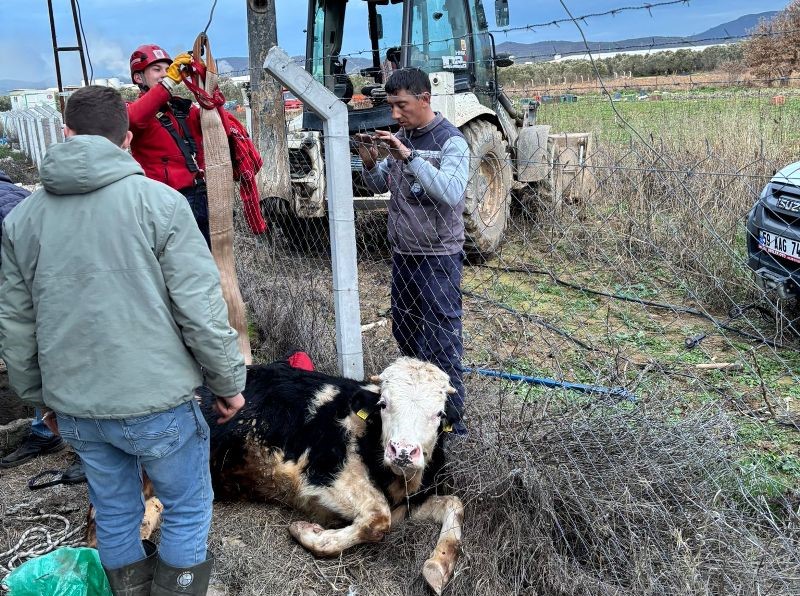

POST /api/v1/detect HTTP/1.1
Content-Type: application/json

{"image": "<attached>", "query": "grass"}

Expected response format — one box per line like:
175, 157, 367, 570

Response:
530, 92, 800, 154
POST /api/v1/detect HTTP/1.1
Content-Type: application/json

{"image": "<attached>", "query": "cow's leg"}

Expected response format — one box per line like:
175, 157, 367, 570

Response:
289, 500, 391, 556
139, 496, 163, 540
411, 495, 464, 596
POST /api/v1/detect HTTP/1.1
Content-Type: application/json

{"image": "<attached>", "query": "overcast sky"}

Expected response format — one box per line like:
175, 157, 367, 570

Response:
0, 0, 789, 85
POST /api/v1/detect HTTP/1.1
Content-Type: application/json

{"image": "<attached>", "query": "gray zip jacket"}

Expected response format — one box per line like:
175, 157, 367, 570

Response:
362, 114, 470, 255
0, 135, 246, 418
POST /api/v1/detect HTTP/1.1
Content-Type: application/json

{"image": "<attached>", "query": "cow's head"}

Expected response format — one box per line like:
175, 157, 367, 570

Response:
371, 358, 455, 476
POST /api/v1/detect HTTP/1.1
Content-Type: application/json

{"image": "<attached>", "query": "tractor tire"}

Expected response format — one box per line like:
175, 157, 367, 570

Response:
461, 119, 513, 261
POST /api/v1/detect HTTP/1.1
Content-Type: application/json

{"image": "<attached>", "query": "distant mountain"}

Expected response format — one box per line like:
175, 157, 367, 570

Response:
0, 79, 53, 95
496, 10, 778, 62
693, 11, 776, 40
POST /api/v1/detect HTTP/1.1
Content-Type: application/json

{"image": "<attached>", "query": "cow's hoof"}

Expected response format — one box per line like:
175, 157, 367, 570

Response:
422, 558, 447, 595
289, 521, 324, 541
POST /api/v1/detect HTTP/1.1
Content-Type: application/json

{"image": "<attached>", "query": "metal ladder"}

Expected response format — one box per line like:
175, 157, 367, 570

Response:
46, 0, 89, 111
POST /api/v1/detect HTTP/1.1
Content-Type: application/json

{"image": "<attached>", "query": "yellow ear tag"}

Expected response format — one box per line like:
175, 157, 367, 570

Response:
356, 409, 370, 420
443, 423, 454, 433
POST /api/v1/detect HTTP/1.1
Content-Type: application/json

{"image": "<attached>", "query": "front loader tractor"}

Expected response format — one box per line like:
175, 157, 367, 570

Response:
273, 0, 593, 258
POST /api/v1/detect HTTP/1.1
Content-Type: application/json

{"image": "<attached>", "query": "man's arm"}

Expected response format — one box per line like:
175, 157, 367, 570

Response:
127, 54, 191, 129
127, 83, 171, 130
361, 158, 391, 194
406, 136, 470, 208
0, 225, 44, 407
157, 197, 247, 398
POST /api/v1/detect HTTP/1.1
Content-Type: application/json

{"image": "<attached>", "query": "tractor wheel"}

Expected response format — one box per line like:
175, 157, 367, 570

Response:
461, 120, 513, 261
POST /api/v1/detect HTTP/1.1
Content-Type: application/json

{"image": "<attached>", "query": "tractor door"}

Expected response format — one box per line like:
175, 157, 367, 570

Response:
405, 0, 497, 109
303, 0, 404, 132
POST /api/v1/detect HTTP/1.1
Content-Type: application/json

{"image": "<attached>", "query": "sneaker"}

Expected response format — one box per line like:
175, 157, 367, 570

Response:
0, 434, 65, 468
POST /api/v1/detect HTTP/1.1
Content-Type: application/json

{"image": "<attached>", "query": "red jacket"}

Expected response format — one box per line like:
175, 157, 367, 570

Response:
127, 84, 204, 193
127, 84, 267, 234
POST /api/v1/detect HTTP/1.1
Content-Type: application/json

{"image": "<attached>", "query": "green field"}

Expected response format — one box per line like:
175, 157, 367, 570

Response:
521, 91, 800, 157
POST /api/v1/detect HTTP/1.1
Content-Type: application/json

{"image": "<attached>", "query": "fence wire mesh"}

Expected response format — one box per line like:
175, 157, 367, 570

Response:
223, 80, 800, 594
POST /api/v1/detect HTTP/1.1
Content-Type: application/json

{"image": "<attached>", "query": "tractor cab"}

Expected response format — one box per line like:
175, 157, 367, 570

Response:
302, 0, 509, 132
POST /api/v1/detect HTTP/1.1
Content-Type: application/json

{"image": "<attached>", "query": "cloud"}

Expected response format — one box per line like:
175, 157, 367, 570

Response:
0, 41, 51, 82
217, 60, 234, 75
84, 37, 131, 80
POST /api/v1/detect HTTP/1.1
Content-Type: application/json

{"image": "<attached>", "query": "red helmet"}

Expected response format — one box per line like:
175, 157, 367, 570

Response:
129, 44, 172, 79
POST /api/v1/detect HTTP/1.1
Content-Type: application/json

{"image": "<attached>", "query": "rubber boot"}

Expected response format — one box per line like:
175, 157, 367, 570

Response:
103, 540, 157, 596
150, 556, 213, 595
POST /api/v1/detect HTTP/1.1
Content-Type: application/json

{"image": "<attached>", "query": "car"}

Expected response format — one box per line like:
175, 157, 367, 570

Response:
746, 162, 800, 299
283, 90, 302, 110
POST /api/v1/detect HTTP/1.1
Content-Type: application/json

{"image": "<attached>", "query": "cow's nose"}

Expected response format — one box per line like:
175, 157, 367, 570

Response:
387, 441, 422, 467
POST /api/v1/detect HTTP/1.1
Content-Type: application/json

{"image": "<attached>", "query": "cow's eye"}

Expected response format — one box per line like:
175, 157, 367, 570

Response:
377, 399, 387, 409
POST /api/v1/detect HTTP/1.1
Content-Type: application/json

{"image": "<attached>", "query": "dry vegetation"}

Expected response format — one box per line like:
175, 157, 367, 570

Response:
3, 80, 800, 594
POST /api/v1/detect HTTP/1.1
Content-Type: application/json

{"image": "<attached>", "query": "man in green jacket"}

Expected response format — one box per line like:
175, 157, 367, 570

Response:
0, 85, 247, 596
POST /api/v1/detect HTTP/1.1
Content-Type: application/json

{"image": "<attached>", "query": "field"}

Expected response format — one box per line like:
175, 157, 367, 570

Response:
2, 85, 800, 594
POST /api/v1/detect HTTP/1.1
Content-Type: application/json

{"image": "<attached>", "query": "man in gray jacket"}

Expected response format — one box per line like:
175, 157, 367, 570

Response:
0, 86, 246, 595
358, 68, 470, 434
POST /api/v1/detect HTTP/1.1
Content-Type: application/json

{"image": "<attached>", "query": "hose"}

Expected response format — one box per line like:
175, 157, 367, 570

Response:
464, 366, 637, 402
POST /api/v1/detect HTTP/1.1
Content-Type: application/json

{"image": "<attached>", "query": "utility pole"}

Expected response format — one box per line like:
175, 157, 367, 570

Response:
246, 0, 291, 203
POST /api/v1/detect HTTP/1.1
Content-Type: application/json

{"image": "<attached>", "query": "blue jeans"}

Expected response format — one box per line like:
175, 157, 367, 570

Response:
391, 252, 465, 429
31, 409, 54, 439
56, 400, 212, 570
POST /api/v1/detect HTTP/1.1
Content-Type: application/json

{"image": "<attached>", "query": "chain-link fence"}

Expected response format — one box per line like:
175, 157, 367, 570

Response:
221, 75, 800, 594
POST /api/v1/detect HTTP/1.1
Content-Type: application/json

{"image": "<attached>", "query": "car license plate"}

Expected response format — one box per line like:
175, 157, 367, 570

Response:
759, 230, 800, 264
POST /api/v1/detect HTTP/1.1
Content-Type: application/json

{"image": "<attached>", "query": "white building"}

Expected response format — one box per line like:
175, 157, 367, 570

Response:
550, 43, 733, 62
9, 89, 60, 111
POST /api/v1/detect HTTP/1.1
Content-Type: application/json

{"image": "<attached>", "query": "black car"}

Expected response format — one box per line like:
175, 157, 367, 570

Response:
747, 162, 800, 299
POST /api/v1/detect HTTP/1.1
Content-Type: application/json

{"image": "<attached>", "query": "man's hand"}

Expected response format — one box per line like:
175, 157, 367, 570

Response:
374, 130, 411, 162
42, 409, 60, 436
213, 393, 245, 424
355, 133, 380, 170
165, 52, 193, 83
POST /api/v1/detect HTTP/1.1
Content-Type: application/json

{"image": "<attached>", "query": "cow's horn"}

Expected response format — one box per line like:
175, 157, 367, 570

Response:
446, 386, 457, 394
369, 374, 382, 383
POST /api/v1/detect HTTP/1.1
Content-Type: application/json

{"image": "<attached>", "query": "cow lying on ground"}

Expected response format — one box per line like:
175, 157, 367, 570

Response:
88, 357, 464, 594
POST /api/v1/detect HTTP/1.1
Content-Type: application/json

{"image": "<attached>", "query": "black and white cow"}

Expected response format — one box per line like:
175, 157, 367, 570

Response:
114, 357, 463, 594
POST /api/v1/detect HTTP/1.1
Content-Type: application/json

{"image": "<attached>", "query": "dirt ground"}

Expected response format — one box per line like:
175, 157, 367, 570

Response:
0, 375, 492, 596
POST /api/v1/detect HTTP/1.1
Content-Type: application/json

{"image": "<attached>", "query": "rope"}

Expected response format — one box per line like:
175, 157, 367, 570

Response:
0, 513, 86, 576
190, 32, 253, 365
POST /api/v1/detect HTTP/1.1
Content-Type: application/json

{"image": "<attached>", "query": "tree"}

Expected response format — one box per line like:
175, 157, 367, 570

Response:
743, 1, 800, 83
0, 96, 10, 111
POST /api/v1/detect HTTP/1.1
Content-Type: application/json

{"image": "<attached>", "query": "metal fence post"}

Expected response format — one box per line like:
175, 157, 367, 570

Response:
263, 46, 364, 380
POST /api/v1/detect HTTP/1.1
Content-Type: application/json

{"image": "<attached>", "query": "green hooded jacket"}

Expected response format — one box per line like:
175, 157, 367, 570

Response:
0, 135, 246, 418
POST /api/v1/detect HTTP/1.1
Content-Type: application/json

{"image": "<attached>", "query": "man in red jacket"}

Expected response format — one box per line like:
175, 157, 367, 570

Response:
127, 45, 211, 246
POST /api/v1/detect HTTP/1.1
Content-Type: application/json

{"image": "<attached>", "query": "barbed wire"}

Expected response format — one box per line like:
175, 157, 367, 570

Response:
216, 0, 729, 75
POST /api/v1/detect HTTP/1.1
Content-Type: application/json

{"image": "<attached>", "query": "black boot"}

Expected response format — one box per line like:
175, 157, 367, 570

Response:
151, 556, 213, 595
103, 540, 157, 596
61, 456, 87, 484
0, 434, 64, 468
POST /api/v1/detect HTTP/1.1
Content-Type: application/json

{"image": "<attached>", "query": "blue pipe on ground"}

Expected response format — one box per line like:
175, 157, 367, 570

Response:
463, 366, 637, 402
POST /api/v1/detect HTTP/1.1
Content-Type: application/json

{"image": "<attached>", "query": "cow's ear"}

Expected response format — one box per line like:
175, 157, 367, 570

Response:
351, 387, 382, 419
443, 398, 461, 426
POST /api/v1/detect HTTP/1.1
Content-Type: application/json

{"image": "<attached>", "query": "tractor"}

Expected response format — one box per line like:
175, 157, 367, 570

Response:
271, 0, 592, 258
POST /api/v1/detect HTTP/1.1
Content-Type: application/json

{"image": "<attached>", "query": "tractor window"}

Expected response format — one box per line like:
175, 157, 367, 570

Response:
309, 1, 403, 94
409, 0, 470, 73
470, 0, 493, 87
311, 4, 325, 83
